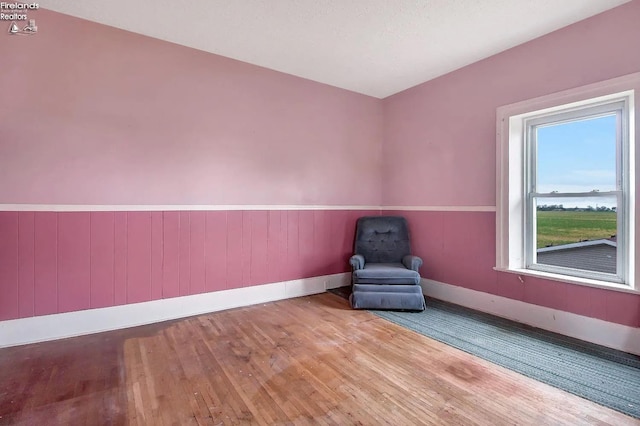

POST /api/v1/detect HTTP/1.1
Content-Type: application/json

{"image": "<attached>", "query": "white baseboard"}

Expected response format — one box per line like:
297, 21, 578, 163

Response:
324, 272, 351, 289
0, 272, 350, 348
422, 279, 640, 355
10, 274, 632, 355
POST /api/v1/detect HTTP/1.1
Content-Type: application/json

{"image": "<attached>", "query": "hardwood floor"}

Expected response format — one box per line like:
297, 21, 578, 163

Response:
0, 292, 637, 425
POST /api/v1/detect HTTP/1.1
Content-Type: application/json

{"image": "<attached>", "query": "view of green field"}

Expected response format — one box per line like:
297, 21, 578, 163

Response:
536, 211, 617, 248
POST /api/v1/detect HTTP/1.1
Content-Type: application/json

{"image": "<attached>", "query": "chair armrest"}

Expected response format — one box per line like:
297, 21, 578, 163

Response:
350, 254, 366, 270
402, 255, 423, 272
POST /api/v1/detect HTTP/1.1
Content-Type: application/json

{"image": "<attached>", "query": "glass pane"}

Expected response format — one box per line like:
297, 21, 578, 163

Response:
535, 196, 617, 274
536, 114, 617, 193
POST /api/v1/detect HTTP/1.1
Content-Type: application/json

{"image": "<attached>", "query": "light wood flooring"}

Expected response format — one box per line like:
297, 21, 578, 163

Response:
0, 292, 638, 425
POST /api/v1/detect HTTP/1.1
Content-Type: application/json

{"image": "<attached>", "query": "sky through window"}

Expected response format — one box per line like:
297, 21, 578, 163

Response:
536, 114, 617, 208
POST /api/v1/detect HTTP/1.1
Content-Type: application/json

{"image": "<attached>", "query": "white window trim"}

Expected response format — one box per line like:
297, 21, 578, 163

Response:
525, 100, 628, 284
496, 72, 640, 293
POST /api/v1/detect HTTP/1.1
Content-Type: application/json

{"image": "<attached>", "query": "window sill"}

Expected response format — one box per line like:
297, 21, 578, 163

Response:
493, 267, 639, 295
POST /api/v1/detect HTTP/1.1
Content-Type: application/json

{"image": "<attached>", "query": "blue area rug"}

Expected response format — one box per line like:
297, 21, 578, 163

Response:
371, 297, 640, 419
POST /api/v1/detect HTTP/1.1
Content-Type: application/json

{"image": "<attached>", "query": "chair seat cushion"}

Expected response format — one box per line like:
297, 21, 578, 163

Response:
353, 263, 421, 285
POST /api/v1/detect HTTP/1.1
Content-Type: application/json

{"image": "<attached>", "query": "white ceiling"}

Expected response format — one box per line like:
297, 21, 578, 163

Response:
41, 0, 631, 98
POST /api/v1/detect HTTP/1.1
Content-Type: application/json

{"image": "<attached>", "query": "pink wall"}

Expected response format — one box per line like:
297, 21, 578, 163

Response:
392, 210, 640, 327
2, 4, 640, 329
382, 0, 640, 207
0, 209, 377, 321
0, 9, 383, 321
383, 1, 640, 328
0, 9, 382, 206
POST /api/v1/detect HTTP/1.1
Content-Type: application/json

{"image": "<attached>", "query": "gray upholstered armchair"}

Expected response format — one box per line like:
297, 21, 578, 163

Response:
349, 216, 426, 311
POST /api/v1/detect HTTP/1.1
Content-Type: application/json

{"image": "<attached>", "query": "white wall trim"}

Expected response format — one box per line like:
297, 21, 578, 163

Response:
0, 273, 351, 348
0, 204, 382, 212
381, 205, 496, 212
422, 279, 640, 356
0, 204, 497, 212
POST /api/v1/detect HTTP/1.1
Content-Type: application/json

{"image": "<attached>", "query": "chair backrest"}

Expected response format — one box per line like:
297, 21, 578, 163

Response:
354, 216, 411, 264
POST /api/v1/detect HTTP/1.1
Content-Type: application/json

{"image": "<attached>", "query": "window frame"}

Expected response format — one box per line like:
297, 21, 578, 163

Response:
496, 73, 639, 292
525, 101, 627, 283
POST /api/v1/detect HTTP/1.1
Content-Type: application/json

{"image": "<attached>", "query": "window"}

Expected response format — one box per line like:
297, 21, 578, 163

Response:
526, 102, 627, 282
496, 73, 639, 291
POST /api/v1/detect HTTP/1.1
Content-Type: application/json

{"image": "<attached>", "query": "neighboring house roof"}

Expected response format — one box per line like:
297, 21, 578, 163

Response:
537, 239, 616, 253
537, 239, 616, 274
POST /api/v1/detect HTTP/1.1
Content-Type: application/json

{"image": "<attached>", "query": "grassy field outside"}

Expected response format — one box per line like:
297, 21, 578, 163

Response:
536, 211, 617, 248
